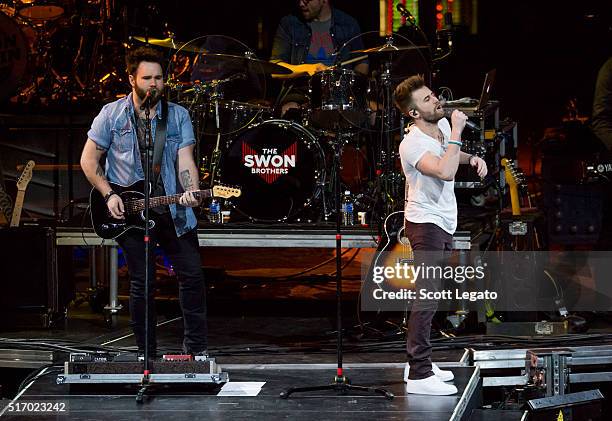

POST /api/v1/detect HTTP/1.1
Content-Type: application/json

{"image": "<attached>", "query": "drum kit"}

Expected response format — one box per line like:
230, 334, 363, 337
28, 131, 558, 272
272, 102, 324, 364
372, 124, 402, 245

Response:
0, 0, 434, 223
0, 0, 125, 104
151, 33, 431, 223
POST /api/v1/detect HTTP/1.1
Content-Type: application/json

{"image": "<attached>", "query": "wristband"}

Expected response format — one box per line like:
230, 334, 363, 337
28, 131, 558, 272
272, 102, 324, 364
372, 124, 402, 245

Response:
448, 140, 462, 147
104, 190, 117, 203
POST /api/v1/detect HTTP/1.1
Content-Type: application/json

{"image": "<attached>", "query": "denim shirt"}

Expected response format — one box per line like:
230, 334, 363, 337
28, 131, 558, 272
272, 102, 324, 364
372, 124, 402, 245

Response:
271, 8, 365, 65
87, 93, 197, 237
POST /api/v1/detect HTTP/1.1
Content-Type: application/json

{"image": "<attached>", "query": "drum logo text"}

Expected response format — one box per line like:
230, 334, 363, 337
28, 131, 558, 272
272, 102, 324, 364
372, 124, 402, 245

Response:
242, 142, 297, 183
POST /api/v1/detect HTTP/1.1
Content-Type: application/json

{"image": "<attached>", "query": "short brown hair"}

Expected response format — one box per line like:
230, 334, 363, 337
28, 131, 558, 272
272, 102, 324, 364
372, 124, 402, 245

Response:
126, 47, 164, 76
393, 75, 425, 115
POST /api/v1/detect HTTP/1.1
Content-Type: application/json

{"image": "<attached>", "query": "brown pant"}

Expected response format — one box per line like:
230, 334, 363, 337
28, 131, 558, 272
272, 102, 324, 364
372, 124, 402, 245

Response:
405, 221, 452, 380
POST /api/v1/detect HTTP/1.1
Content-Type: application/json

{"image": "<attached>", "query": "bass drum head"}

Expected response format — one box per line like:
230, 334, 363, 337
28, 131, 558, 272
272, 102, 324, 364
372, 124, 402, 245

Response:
0, 12, 30, 101
218, 120, 324, 222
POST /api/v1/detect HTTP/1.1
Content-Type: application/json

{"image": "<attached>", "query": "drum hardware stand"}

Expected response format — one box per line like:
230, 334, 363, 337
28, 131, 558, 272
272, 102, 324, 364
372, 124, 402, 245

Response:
202, 74, 247, 186
378, 42, 402, 217
280, 127, 393, 400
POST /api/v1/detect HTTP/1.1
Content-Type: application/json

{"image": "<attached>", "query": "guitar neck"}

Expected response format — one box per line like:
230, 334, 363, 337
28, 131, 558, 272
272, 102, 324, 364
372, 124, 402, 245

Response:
126, 189, 212, 213
10, 190, 26, 227
509, 186, 521, 216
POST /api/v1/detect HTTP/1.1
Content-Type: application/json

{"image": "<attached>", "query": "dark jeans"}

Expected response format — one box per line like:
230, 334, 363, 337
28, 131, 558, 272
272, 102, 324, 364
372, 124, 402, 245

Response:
117, 212, 207, 354
405, 221, 452, 380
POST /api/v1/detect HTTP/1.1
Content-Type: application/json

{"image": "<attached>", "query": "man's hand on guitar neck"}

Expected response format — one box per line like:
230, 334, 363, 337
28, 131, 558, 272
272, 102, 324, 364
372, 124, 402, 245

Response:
179, 191, 201, 207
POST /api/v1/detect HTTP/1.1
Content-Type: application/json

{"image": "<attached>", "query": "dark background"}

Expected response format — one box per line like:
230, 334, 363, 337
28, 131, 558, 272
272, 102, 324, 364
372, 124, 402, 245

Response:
140, 0, 611, 141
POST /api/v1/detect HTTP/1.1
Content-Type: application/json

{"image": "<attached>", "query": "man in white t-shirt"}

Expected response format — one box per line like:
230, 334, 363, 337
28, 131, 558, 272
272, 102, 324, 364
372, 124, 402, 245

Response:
393, 75, 487, 395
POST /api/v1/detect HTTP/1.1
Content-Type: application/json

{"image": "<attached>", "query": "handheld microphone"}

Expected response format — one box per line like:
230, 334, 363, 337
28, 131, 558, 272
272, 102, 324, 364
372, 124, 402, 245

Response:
140, 88, 158, 110
396, 3, 416, 25
444, 108, 481, 132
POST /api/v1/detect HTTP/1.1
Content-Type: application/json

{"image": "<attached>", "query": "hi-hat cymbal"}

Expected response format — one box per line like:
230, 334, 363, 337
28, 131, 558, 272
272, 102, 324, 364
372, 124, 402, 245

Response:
351, 44, 429, 54
132, 36, 203, 53
199, 53, 292, 75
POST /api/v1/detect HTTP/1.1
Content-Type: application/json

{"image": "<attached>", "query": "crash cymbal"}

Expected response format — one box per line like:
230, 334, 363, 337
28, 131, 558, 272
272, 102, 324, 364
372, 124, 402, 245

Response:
199, 53, 292, 75
351, 44, 429, 54
132, 36, 203, 53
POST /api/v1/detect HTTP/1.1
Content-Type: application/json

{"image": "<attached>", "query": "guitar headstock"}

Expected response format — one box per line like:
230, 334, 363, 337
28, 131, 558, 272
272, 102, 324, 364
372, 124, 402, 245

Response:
16, 160, 35, 191
501, 158, 524, 188
212, 184, 241, 199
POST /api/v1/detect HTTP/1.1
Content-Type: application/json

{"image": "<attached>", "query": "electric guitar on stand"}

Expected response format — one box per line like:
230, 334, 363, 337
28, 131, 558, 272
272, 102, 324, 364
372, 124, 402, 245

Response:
90, 181, 241, 239
10, 160, 35, 227
501, 158, 527, 216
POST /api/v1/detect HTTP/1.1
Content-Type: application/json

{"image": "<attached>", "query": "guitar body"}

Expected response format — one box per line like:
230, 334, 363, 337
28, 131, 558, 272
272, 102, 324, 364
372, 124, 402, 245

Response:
90, 181, 241, 239
90, 181, 153, 240
365, 211, 416, 292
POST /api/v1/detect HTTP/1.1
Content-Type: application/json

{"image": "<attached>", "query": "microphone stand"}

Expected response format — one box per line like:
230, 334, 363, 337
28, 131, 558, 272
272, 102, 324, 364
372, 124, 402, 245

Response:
280, 125, 393, 401
137, 97, 154, 404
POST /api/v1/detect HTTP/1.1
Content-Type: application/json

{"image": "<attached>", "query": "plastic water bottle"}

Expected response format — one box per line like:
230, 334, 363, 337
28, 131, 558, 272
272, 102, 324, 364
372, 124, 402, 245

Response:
341, 191, 354, 226
209, 199, 222, 224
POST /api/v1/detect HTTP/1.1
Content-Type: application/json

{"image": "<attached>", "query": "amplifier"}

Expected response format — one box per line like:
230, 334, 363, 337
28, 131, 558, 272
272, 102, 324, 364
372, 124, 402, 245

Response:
0, 226, 73, 327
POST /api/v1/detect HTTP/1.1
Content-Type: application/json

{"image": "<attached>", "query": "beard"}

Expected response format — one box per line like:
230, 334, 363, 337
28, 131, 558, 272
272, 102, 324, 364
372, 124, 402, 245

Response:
301, 4, 323, 20
420, 107, 445, 124
135, 85, 161, 107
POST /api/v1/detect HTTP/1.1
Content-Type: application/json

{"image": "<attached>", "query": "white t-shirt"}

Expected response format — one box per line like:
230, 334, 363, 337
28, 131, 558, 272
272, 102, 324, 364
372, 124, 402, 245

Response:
399, 118, 457, 234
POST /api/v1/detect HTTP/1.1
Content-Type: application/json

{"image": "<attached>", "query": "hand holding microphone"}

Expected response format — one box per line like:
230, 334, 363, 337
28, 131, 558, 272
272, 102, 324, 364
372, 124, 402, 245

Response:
448, 109, 468, 132
443, 107, 481, 132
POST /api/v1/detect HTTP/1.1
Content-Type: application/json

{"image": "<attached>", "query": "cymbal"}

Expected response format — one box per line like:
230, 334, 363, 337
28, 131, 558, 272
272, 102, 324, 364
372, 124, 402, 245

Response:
199, 53, 292, 75
351, 44, 429, 54
132, 36, 203, 53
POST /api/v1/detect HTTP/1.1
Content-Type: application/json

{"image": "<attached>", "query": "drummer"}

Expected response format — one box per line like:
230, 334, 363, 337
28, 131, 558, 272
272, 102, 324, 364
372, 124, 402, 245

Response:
270, 0, 368, 116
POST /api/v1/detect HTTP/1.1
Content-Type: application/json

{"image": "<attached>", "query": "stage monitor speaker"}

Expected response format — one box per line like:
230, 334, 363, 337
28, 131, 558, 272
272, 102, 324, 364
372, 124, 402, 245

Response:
0, 226, 73, 328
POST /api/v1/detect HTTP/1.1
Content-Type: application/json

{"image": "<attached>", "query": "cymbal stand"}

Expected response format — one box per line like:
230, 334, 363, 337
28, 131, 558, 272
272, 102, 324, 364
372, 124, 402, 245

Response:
378, 37, 403, 216
206, 73, 247, 185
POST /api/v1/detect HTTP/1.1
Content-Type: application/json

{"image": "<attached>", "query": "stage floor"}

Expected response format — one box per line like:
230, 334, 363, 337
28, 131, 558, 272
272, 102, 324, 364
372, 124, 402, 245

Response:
4, 365, 481, 420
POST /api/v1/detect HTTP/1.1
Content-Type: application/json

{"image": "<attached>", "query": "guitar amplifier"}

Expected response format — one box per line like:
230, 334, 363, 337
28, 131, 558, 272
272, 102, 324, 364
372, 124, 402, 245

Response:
0, 226, 73, 327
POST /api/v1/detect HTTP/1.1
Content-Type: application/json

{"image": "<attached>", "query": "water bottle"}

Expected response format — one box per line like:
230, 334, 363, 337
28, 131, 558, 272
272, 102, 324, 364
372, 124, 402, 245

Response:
209, 199, 222, 224
341, 190, 354, 226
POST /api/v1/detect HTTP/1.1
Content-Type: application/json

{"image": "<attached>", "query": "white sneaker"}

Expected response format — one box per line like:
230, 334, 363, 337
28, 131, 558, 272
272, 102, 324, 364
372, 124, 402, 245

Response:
405, 375, 458, 395
404, 362, 455, 382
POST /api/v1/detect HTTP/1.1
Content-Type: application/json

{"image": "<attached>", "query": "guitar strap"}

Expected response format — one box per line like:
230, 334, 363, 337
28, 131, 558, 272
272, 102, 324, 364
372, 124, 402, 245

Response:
151, 98, 168, 189
403, 180, 409, 235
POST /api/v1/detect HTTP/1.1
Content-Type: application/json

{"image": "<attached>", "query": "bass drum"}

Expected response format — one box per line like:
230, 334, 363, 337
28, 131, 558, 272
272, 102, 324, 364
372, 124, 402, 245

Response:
0, 12, 30, 101
217, 120, 325, 222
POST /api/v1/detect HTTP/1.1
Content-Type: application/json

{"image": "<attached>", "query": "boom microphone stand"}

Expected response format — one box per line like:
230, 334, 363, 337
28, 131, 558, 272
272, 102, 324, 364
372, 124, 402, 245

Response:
280, 126, 393, 400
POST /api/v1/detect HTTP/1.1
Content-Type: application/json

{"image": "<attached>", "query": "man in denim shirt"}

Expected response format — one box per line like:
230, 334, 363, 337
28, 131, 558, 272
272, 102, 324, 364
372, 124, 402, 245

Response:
80, 47, 207, 357
271, 0, 367, 114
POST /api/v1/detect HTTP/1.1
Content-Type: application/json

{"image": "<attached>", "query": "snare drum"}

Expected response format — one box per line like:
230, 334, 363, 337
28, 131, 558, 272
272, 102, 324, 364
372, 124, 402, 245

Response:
192, 99, 271, 136
217, 119, 325, 222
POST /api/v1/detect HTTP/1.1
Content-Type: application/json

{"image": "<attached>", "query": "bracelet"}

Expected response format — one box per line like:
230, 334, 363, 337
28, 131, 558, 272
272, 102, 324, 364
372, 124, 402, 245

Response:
448, 140, 462, 147
104, 190, 117, 203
